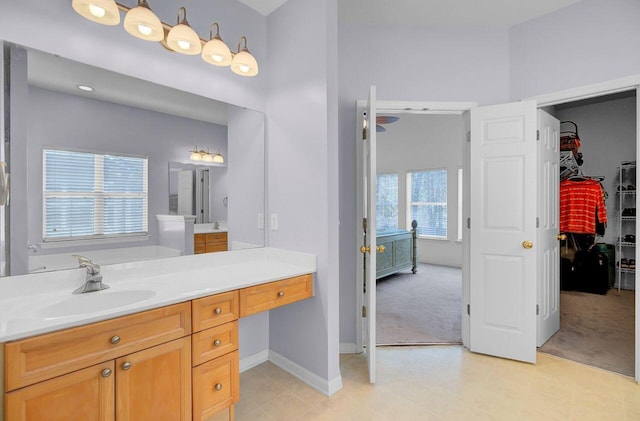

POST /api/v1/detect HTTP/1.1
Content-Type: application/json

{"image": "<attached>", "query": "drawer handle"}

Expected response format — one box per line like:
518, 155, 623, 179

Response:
215, 383, 223, 391
213, 339, 222, 347
277, 291, 285, 297
121, 361, 132, 371
101, 368, 112, 378
110, 335, 121, 345
214, 307, 222, 315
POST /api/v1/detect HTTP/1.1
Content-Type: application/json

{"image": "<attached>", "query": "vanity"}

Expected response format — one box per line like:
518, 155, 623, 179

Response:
0, 248, 315, 421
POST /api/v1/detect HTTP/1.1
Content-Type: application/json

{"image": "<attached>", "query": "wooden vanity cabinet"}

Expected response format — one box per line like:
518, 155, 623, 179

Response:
194, 232, 228, 254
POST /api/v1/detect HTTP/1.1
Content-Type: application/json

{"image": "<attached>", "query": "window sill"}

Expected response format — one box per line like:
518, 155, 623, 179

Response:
39, 235, 151, 250
417, 236, 448, 241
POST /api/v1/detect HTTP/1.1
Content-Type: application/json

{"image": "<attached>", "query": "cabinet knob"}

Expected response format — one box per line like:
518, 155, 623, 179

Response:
110, 335, 121, 345
214, 307, 222, 315
277, 291, 285, 297
101, 368, 112, 378
213, 339, 222, 347
121, 361, 132, 371
215, 383, 223, 391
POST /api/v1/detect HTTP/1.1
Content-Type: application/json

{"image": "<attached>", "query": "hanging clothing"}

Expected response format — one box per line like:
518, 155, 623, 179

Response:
560, 178, 607, 234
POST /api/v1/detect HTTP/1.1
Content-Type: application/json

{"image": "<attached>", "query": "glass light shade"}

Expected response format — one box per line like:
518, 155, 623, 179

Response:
212, 153, 224, 164
202, 153, 214, 163
231, 50, 258, 77
123, 1, 164, 41
167, 24, 202, 55
72, 0, 120, 25
190, 151, 202, 161
201, 37, 232, 67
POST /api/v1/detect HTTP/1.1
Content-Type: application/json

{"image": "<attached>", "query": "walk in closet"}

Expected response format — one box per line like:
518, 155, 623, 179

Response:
540, 90, 636, 377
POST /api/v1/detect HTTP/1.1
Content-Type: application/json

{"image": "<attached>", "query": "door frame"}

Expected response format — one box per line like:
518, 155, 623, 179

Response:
354, 100, 476, 353
525, 74, 640, 382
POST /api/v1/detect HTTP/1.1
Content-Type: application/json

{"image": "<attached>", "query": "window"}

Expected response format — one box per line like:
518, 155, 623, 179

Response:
376, 173, 398, 231
43, 149, 148, 241
407, 169, 447, 238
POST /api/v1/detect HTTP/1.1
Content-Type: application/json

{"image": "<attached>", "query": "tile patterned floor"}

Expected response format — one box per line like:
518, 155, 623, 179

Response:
235, 346, 640, 420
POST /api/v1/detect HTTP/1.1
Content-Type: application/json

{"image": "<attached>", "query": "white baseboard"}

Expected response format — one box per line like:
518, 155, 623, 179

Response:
268, 350, 343, 396
340, 342, 357, 354
239, 349, 269, 373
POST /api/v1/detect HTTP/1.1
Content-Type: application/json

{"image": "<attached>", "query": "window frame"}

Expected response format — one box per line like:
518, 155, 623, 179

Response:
406, 168, 448, 240
42, 147, 149, 243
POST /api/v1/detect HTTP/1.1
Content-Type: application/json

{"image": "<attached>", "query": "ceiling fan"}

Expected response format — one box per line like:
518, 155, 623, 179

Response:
375, 115, 399, 132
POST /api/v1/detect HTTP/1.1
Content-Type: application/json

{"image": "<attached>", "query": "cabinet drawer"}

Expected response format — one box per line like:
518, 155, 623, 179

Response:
5, 302, 191, 391
5, 361, 115, 421
239, 274, 313, 317
194, 234, 206, 245
192, 351, 239, 421
192, 321, 238, 366
194, 244, 206, 254
192, 291, 239, 332
205, 233, 227, 244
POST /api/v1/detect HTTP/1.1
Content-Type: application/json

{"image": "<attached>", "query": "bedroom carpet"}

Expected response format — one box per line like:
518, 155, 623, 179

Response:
539, 289, 635, 377
376, 263, 462, 345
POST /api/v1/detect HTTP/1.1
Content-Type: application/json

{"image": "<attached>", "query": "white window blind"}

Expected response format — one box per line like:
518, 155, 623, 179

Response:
376, 173, 399, 232
407, 169, 447, 238
43, 149, 148, 241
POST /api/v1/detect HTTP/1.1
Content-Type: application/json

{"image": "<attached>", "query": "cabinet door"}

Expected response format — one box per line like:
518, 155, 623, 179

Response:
5, 361, 115, 421
116, 337, 191, 421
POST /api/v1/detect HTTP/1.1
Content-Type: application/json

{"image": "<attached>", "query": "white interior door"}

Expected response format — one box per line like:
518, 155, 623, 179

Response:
362, 85, 377, 383
469, 100, 538, 364
177, 170, 193, 216
537, 110, 561, 346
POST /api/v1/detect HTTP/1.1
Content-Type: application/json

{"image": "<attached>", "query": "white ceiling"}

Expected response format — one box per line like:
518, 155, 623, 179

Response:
240, 0, 582, 26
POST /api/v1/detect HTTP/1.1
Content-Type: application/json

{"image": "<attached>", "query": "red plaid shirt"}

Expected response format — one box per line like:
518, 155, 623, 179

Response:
560, 179, 607, 234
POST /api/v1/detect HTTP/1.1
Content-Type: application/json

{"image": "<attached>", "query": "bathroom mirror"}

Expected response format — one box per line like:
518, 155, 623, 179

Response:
169, 161, 228, 224
5, 44, 265, 275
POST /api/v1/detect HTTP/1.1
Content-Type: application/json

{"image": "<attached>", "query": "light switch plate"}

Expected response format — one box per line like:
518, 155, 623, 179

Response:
271, 213, 278, 230
258, 213, 264, 229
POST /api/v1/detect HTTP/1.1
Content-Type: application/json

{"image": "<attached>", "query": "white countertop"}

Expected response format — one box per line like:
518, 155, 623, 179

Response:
0, 247, 316, 342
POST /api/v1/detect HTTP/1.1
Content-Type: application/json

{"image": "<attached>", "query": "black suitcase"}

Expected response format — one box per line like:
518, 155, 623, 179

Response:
573, 250, 609, 295
560, 257, 576, 291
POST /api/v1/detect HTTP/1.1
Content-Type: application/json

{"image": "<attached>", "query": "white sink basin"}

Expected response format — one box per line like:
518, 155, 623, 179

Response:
37, 290, 156, 318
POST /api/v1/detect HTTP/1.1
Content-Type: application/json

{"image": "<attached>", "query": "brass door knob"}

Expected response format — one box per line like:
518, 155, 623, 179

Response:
522, 240, 534, 249
376, 245, 385, 253
557, 234, 567, 241
360, 245, 371, 254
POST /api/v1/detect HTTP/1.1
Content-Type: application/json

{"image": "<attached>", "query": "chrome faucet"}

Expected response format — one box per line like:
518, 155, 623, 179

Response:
72, 255, 109, 294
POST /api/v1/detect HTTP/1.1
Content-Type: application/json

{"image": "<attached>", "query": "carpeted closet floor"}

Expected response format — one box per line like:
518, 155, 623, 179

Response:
539, 289, 635, 377
376, 263, 462, 345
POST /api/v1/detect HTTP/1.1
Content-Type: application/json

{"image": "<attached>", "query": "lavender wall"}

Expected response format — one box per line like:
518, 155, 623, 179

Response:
337, 24, 510, 347
0, 0, 267, 111
25, 87, 227, 255
266, 0, 341, 388
509, 0, 640, 100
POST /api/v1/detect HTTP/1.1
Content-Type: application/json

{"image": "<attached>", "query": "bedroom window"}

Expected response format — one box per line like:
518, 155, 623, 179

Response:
376, 173, 398, 232
43, 148, 148, 242
407, 169, 447, 238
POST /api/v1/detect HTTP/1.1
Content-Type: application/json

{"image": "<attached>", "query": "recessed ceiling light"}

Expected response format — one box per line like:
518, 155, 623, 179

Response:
77, 85, 94, 92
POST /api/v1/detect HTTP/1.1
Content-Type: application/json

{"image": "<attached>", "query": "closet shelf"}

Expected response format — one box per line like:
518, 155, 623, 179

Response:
620, 268, 636, 274
618, 242, 636, 247
617, 191, 637, 195
621, 216, 636, 221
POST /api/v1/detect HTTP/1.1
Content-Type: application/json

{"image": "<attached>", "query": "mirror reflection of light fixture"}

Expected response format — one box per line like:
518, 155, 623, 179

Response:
189, 146, 223, 164
71, 1, 258, 77
72, 0, 120, 25
123, 0, 164, 41
167, 7, 202, 55
231, 36, 259, 77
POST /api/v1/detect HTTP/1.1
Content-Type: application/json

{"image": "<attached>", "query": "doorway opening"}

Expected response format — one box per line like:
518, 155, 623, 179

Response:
537, 90, 637, 377
373, 112, 465, 346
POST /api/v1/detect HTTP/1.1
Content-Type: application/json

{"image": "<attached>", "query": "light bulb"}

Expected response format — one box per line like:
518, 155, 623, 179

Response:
137, 24, 152, 36
178, 40, 191, 50
239, 64, 250, 73
89, 4, 106, 17
211, 54, 223, 63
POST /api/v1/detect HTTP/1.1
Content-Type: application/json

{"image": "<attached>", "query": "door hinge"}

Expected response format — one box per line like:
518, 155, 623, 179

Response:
362, 306, 367, 317
466, 131, 471, 142
467, 217, 471, 229
536, 217, 540, 228
362, 217, 368, 232
467, 304, 470, 316
536, 130, 540, 141
536, 304, 539, 315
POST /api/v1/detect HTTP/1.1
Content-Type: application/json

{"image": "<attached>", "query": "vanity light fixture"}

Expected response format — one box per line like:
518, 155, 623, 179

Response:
189, 146, 222, 164
166, 7, 202, 55
71, 0, 259, 76
123, 0, 163, 41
